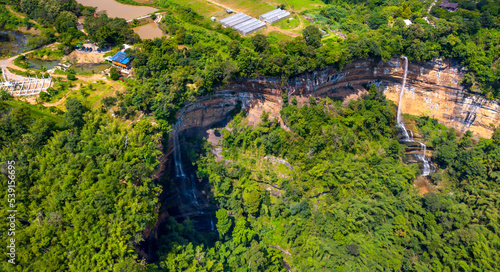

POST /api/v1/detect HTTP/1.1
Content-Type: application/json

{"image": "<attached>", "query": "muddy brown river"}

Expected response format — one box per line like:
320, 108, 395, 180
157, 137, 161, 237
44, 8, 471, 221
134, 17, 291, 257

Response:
75, 0, 158, 21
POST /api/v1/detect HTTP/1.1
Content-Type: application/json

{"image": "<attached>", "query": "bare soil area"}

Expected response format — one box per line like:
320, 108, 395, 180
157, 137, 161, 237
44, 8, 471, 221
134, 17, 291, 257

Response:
415, 176, 431, 195
62, 51, 106, 64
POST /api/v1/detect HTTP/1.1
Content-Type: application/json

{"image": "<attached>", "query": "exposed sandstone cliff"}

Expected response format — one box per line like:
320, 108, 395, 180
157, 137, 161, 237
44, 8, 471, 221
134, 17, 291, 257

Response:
175, 57, 499, 139
141, 57, 500, 260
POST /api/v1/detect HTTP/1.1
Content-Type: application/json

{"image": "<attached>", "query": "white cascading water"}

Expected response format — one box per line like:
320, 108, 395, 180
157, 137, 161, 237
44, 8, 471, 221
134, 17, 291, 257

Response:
191, 174, 201, 212
172, 125, 202, 214
462, 97, 482, 131
173, 124, 185, 178
397, 56, 434, 176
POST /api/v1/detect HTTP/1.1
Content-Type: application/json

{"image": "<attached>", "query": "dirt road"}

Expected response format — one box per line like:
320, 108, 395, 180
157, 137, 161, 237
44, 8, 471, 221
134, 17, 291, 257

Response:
0, 43, 60, 81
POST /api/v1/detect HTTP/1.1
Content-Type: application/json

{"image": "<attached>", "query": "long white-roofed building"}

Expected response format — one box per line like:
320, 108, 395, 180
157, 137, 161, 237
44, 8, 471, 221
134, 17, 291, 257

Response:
226, 15, 252, 28
219, 13, 247, 27
235, 18, 266, 35
218, 12, 267, 35
259, 9, 291, 24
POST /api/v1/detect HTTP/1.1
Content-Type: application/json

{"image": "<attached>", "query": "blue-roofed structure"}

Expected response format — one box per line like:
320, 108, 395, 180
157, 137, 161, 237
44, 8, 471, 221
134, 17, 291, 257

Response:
109, 51, 134, 68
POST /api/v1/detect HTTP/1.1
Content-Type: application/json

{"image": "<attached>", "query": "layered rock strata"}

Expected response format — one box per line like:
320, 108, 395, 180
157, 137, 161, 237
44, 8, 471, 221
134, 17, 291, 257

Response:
176, 58, 499, 139
141, 57, 500, 260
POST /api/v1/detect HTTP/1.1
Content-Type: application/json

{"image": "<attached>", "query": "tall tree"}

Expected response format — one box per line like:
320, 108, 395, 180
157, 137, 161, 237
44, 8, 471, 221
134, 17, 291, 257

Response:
216, 208, 232, 239
62, 98, 87, 129
302, 26, 322, 48
251, 34, 269, 53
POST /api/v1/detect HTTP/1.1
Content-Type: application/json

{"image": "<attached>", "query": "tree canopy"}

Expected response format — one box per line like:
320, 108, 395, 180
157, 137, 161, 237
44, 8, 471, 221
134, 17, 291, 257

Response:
0, 98, 161, 271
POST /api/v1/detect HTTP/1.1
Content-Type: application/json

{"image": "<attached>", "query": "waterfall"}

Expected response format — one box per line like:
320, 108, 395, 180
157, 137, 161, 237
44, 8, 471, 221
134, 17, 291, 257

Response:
191, 173, 202, 214
461, 97, 482, 132
396, 57, 408, 125
171, 124, 210, 227
397, 56, 434, 176
173, 125, 198, 208
173, 124, 186, 178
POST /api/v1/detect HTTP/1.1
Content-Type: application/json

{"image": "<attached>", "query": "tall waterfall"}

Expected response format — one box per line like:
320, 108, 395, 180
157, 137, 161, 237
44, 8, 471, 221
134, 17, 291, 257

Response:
172, 124, 202, 214
173, 124, 186, 178
397, 56, 435, 176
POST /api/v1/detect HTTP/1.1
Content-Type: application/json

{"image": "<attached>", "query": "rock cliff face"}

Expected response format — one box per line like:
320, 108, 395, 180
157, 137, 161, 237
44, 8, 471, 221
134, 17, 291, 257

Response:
141, 57, 500, 261
174, 80, 283, 138
175, 57, 500, 139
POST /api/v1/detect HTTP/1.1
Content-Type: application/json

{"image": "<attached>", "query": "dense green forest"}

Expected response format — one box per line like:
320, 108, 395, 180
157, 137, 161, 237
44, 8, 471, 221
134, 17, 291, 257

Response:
0, 95, 162, 271
2, 85, 500, 270
158, 89, 500, 271
1, 0, 500, 270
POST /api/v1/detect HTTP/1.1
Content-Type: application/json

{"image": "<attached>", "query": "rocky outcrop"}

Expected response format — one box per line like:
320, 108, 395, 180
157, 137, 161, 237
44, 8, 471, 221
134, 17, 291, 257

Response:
175, 57, 500, 139
174, 79, 284, 138
142, 57, 500, 261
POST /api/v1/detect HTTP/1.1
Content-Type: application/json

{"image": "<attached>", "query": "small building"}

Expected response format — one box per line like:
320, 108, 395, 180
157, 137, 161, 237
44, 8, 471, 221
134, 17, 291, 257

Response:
403, 19, 412, 26
226, 9, 233, 14
439, 0, 458, 12
211, 16, 216, 21
109, 51, 134, 69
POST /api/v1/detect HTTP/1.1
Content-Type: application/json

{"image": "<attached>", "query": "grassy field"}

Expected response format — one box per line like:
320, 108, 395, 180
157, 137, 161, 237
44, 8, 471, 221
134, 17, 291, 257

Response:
170, 0, 224, 17
65, 78, 125, 110
38, 74, 126, 112
269, 0, 324, 12
266, 30, 294, 42
210, 0, 277, 18
273, 15, 300, 30
206, 0, 324, 17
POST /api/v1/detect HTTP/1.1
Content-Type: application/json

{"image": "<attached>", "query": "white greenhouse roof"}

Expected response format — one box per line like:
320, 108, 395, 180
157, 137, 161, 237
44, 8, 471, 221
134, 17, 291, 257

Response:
218, 12, 267, 35
259, 9, 291, 24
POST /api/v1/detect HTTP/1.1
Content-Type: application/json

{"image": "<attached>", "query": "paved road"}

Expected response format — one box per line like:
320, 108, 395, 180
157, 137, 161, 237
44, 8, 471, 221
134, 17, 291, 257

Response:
0, 55, 25, 81
0, 43, 59, 81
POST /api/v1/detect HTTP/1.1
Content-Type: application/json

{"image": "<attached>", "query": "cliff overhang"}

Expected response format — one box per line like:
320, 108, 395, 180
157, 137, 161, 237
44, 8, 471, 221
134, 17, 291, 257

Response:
176, 57, 499, 139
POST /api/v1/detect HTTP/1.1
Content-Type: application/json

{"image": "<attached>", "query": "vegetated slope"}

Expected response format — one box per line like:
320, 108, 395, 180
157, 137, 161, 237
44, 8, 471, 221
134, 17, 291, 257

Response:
0, 97, 162, 271
125, 0, 499, 130
156, 89, 500, 271
313, 0, 500, 96
1, 0, 499, 270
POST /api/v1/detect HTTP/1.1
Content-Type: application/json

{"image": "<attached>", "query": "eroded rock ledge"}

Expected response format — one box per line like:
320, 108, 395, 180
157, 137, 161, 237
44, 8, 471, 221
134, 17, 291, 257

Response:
176, 57, 499, 139
141, 57, 500, 260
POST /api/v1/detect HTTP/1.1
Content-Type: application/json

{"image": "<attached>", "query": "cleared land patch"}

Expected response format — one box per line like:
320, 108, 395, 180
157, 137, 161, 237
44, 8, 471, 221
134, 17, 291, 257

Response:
170, 0, 223, 17
206, 0, 276, 18
267, 0, 324, 12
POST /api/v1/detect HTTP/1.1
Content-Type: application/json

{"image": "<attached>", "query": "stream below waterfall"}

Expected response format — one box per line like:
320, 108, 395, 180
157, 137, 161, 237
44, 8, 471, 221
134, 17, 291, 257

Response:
397, 56, 436, 176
